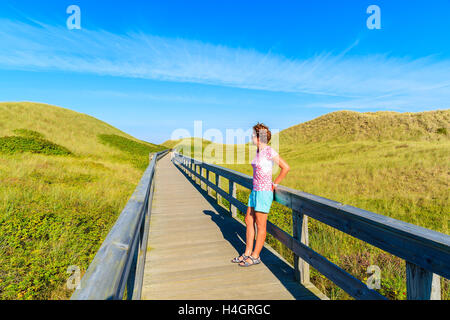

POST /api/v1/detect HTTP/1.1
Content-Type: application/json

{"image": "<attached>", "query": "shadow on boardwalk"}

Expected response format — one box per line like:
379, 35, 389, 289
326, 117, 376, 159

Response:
172, 161, 320, 300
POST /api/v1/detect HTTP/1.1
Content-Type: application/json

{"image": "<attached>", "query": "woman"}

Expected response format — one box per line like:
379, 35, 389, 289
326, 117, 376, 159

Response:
231, 123, 290, 267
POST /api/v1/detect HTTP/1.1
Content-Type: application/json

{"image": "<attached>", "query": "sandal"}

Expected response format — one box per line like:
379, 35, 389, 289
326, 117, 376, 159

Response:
238, 255, 261, 267
231, 253, 249, 263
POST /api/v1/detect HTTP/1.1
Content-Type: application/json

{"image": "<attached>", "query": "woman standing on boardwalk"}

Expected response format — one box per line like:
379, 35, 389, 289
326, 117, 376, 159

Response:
231, 123, 290, 267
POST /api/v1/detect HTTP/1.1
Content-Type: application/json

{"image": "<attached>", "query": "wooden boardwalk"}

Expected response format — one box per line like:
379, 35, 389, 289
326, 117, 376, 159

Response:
141, 155, 327, 300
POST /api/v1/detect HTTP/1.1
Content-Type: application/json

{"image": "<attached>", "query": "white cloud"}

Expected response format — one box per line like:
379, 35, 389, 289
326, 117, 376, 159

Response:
0, 19, 449, 110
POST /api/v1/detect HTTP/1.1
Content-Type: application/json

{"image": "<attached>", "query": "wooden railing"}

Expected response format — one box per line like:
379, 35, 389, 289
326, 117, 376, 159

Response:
173, 152, 450, 300
71, 150, 169, 300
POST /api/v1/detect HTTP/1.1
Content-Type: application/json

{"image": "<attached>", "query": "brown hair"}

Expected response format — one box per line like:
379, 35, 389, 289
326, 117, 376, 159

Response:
253, 122, 271, 143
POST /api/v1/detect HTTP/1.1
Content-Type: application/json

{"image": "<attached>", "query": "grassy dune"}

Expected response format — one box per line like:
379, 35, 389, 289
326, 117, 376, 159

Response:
0, 102, 165, 299
279, 110, 449, 143
168, 109, 450, 300
1, 103, 447, 300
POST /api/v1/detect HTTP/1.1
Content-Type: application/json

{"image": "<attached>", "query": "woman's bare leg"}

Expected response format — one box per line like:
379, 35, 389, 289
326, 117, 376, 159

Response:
252, 211, 268, 258
244, 206, 256, 257
239, 211, 268, 265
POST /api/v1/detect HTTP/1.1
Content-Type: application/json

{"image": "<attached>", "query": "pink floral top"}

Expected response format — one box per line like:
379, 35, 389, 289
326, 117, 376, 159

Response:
251, 145, 279, 191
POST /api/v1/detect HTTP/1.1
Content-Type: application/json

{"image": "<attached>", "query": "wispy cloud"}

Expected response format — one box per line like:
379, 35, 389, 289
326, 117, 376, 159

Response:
0, 19, 449, 110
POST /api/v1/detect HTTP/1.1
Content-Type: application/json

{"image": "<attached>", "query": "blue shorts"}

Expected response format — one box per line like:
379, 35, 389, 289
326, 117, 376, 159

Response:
247, 190, 274, 214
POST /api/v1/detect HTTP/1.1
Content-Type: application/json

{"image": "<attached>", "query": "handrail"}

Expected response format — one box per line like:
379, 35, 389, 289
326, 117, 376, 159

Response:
172, 152, 450, 300
71, 149, 169, 300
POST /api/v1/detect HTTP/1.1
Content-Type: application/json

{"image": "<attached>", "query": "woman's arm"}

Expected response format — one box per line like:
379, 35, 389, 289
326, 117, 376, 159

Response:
272, 155, 290, 191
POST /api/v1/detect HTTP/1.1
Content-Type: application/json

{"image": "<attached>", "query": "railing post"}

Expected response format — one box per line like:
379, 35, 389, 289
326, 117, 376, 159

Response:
293, 210, 310, 285
216, 174, 222, 206
406, 261, 441, 300
200, 167, 205, 190
188, 160, 192, 178
70, 149, 169, 300
126, 240, 139, 299
206, 170, 211, 196
201, 167, 206, 190
229, 180, 237, 218
194, 164, 198, 184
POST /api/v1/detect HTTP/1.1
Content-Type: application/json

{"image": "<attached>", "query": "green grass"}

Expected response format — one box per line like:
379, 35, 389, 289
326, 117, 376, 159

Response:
172, 109, 450, 300
0, 102, 166, 300
0, 136, 72, 156
278, 109, 450, 144
98, 134, 165, 169
437, 127, 448, 135
1, 102, 447, 300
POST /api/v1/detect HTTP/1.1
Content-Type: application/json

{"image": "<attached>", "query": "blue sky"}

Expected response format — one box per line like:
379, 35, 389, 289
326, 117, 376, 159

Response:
0, 1, 449, 144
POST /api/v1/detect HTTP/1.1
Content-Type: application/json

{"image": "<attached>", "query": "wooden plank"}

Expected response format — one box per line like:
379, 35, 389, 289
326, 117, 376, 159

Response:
173, 154, 400, 300
72, 150, 170, 300
293, 210, 310, 285
215, 173, 222, 205
176, 160, 247, 214
206, 169, 211, 196
144, 279, 316, 300
175, 154, 252, 189
143, 155, 323, 300
131, 172, 156, 300
175, 153, 450, 281
201, 167, 206, 190
291, 193, 450, 279
175, 155, 386, 299
406, 261, 441, 300
266, 220, 387, 300
229, 180, 237, 217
